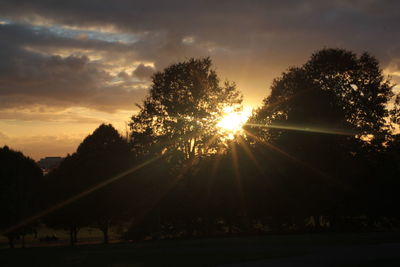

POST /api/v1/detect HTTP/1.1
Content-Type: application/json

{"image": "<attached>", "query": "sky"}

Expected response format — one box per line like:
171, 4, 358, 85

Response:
0, 0, 400, 160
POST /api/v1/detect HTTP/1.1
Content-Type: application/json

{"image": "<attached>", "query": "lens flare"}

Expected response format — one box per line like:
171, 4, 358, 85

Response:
217, 106, 252, 139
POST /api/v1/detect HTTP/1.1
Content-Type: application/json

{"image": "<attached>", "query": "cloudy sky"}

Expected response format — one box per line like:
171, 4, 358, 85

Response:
0, 0, 399, 160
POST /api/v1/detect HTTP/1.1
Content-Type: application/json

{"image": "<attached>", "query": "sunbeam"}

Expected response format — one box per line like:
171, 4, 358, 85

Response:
2, 155, 163, 235
236, 135, 262, 172
230, 141, 248, 218
243, 129, 326, 178
218, 106, 252, 140
246, 123, 358, 136
244, 129, 347, 189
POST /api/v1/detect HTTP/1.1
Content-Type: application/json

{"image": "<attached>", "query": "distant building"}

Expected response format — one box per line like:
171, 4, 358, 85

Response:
37, 156, 63, 174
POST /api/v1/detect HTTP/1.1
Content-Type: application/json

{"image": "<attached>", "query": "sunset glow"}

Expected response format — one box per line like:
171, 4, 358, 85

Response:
217, 106, 252, 139
0, 1, 399, 161
1, 1, 400, 261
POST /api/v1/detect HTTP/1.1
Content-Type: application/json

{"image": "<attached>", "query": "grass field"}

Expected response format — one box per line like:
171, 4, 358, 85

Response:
1, 232, 400, 266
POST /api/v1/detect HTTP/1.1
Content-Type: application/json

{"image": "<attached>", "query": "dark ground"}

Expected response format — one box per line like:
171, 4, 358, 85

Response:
1, 232, 400, 266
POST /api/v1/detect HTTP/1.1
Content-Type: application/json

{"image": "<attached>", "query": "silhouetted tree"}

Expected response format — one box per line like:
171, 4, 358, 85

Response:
44, 153, 88, 245
0, 146, 42, 248
45, 124, 131, 244
249, 48, 395, 230
361, 134, 400, 228
129, 57, 242, 160
126, 58, 243, 238
252, 48, 393, 142
75, 124, 131, 243
390, 94, 400, 128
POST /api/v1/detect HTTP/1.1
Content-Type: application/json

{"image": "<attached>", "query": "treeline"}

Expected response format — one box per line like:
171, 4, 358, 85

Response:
1, 48, 400, 248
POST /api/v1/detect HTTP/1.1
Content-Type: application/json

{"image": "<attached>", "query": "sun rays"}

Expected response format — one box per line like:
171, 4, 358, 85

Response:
217, 106, 252, 140
4, 102, 357, 237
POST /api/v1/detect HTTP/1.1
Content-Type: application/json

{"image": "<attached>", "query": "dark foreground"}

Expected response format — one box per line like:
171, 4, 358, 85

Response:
1, 232, 400, 267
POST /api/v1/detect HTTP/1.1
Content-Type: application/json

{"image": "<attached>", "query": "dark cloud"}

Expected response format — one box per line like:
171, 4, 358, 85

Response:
0, 0, 399, 110
1, 1, 398, 45
0, 109, 104, 123
0, 23, 131, 52
132, 64, 155, 81
0, 23, 148, 112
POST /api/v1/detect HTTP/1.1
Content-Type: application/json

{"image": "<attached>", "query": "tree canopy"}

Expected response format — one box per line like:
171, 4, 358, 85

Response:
0, 146, 42, 248
3, 49, 400, 246
129, 57, 242, 160
246, 48, 397, 227
251, 48, 394, 145
45, 124, 131, 244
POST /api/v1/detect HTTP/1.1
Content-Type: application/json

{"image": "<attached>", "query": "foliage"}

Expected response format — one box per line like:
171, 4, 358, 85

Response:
129, 57, 242, 160
251, 48, 394, 143
248, 48, 396, 226
45, 124, 132, 244
4, 50, 400, 246
0, 146, 42, 248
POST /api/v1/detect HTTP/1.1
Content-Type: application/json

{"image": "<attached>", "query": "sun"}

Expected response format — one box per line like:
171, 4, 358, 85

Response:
217, 106, 252, 139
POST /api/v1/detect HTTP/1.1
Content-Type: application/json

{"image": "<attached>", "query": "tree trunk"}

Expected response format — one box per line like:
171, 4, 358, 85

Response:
227, 217, 233, 235
101, 223, 109, 244
8, 236, 14, 249
69, 226, 75, 246
204, 216, 211, 237
156, 205, 162, 239
241, 216, 251, 233
186, 219, 195, 238
21, 233, 25, 248
329, 215, 337, 231
314, 215, 322, 231
73, 227, 78, 244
